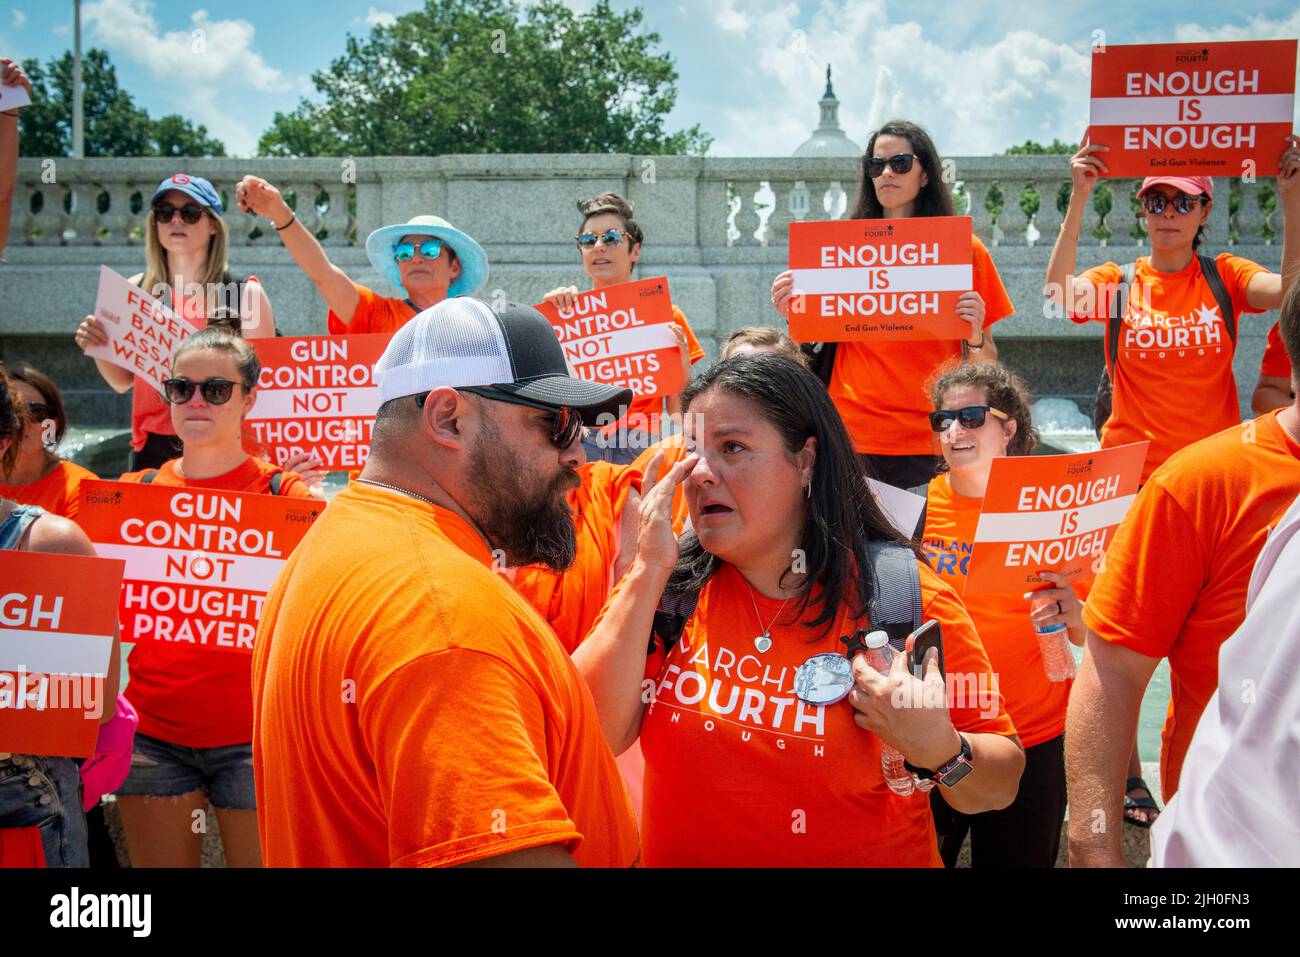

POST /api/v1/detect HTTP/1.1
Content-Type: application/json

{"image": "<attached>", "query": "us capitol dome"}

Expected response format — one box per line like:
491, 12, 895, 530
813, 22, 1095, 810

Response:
792, 65, 862, 159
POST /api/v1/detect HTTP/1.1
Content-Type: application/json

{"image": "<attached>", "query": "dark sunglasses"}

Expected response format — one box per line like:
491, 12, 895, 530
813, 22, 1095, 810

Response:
576, 228, 627, 249
1142, 192, 1205, 216
928, 405, 1010, 433
162, 377, 242, 405
866, 153, 917, 178
451, 387, 586, 450
394, 239, 444, 263
153, 202, 207, 225
23, 402, 55, 422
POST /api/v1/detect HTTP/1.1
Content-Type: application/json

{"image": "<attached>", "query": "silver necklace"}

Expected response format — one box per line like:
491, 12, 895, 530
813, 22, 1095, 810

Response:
746, 583, 792, 654
355, 478, 439, 508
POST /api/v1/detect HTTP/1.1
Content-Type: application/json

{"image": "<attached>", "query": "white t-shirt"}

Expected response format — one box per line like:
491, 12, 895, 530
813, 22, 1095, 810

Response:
1150, 492, 1300, 867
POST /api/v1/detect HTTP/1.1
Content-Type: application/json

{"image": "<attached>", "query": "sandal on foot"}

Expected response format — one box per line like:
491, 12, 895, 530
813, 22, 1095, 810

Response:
1123, 776, 1160, 829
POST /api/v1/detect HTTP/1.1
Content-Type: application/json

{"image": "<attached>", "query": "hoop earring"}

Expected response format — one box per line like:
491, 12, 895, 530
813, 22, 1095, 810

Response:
804, 481, 812, 499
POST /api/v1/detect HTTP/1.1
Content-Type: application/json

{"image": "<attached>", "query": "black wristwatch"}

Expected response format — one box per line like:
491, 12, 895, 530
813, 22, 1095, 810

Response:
904, 733, 974, 789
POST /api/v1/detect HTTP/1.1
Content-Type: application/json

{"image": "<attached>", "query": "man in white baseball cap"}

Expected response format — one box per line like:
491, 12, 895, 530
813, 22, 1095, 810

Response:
235, 174, 489, 335
252, 298, 641, 867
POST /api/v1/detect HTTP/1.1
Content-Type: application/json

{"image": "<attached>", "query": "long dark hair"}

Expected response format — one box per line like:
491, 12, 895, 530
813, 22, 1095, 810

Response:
849, 119, 955, 221
6, 363, 67, 446
0, 364, 24, 478
668, 353, 920, 636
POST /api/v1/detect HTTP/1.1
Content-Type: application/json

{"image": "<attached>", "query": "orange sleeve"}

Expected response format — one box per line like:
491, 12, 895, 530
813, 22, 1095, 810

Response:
671, 306, 707, 365
1082, 479, 1206, 659
360, 649, 584, 867
970, 237, 1014, 329
918, 568, 1019, 738
1214, 253, 1271, 318
1070, 262, 1123, 325
1261, 323, 1293, 378
327, 284, 381, 336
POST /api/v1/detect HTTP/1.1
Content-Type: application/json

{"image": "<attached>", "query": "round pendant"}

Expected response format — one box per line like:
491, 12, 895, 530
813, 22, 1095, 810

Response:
794, 653, 854, 707
754, 634, 773, 654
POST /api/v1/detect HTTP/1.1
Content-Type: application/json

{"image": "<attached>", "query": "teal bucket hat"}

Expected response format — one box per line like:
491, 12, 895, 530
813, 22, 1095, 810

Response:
364, 215, 489, 299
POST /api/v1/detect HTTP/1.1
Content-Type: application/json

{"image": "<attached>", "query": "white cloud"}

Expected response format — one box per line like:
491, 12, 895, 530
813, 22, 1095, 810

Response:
356, 7, 397, 29
83, 0, 301, 156
11, 10, 27, 29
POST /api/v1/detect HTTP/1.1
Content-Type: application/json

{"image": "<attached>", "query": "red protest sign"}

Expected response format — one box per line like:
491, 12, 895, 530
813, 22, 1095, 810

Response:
1089, 40, 1298, 178
535, 278, 684, 399
246, 334, 389, 471
78, 480, 322, 658
962, 442, 1149, 596
787, 217, 973, 342
0, 551, 124, 758
83, 266, 202, 396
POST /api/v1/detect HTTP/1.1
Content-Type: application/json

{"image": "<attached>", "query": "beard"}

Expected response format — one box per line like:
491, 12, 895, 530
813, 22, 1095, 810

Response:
465, 414, 580, 571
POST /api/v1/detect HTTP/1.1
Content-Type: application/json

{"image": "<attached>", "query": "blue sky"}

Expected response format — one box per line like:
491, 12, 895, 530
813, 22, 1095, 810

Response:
2, 1, 1298, 157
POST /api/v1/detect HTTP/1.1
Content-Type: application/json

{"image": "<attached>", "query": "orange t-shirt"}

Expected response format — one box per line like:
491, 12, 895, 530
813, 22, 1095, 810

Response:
631, 561, 1017, 867
1073, 253, 1270, 482
0, 460, 98, 522
828, 235, 1013, 457
326, 284, 417, 335
251, 482, 640, 867
118, 456, 313, 747
920, 474, 1072, 748
600, 307, 706, 438
1083, 411, 1300, 800
628, 433, 690, 537
1261, 322, 1292, 379
509, 462, 642, 653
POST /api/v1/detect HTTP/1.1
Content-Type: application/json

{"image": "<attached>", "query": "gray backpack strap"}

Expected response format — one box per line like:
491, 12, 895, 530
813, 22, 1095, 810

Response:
1197, 254, 1237, 345
0, 505, 46, 550
867, 540, 923, 653
650, 587, 701, 655
1107, 261, 1138, 370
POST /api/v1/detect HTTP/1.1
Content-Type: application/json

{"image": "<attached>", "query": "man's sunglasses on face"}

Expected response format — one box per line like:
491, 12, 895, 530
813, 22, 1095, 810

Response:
417, 387, 585, 450
866, 153, 917, 178
394, 239, 445, 263
153, 203, 206, 225
1142, 193, 1205, 216
162, 377, 242, 405
928, 405, 1010, 433
576, 229, 627, 250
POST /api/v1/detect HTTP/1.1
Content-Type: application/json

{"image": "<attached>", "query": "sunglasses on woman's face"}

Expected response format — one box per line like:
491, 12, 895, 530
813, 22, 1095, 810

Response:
454, 387, 586, 450
928, 405, 1010, 433
394, 239, 444, 263
866, 153, 917, 178
576, 228, 626, 250
1142, 192, 1205, 216
153, 203, 206, 225
162, 377, 242, 406
24, 402, 54, 423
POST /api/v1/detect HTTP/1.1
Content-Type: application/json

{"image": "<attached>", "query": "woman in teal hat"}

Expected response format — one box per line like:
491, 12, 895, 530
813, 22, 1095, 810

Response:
235, 175, 489, 335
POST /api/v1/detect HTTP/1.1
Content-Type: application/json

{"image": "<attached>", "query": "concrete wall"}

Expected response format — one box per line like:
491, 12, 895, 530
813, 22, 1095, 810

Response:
0, 155, 1284, 427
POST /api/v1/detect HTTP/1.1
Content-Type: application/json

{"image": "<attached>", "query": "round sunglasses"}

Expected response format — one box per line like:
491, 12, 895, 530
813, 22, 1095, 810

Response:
928, 405, 1010, 433
866, 153, 917, 179
162, 377, 243, 406
1141, 193, 1205, 216
452, 386, 585, 450
153, 202, 207, 225
394, 239, 444, 263
576, 228, 627, 250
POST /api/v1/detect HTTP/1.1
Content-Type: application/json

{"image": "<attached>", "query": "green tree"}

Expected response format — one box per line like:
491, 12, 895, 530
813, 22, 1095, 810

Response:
258, 0, 710, 157
18, 48, 224, 157
1003, 138, 1079, 155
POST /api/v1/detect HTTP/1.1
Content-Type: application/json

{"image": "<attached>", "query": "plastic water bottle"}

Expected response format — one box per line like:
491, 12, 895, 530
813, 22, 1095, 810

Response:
864, 630, 919, 796
1032, 599, 1077, 682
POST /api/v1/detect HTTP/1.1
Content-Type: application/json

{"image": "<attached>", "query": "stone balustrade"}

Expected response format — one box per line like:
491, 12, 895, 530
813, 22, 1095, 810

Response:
1, 155, 1285, 425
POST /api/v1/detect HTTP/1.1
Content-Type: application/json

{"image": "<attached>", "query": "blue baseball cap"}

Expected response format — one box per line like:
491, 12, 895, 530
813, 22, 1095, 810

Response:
150, 174, 223, 215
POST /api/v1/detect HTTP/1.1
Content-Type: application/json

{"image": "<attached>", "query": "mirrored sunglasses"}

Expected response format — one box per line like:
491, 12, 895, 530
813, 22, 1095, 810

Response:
1142, 193, 1205, 215
394, 239, 444, 263
576, 228, 626, 249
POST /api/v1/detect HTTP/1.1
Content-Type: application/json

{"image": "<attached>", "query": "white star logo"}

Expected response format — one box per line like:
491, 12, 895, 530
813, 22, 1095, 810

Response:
1194, 303, 1221, 327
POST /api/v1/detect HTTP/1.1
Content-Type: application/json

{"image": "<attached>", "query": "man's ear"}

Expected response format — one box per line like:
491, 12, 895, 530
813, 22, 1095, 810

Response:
421, 387, 475, 452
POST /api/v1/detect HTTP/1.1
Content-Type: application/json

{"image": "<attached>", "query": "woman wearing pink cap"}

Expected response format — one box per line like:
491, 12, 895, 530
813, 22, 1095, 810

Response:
1045, 134, 1300, 826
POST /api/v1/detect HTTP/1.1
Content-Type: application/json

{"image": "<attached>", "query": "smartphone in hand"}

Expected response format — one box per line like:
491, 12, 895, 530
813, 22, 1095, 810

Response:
906, 620, 944, 681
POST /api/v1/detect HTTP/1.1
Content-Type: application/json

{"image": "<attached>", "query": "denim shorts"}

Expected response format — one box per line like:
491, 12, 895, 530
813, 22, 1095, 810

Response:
114, 733, 255, 810
0, 753, 90, 867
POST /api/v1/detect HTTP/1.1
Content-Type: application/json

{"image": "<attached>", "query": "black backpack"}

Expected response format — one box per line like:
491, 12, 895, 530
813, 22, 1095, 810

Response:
649, 539, 923, 656
1092, 255, 1236, 435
